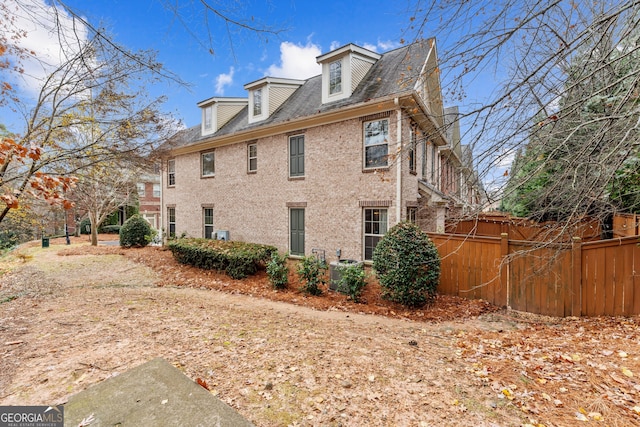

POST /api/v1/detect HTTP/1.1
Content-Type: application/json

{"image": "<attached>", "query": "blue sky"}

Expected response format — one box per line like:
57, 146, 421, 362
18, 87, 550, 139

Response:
44, 0, 420, 128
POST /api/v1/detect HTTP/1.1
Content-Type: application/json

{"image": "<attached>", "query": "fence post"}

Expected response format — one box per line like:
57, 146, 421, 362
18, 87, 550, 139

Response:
501, 233, 509, 308
571, 237, 582, 316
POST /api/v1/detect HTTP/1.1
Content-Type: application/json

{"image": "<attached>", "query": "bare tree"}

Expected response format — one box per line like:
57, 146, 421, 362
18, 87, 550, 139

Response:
405, 0, 640, 239
0, 0, 179, 226
71, 160, 139, 246
159, 0, 286, 61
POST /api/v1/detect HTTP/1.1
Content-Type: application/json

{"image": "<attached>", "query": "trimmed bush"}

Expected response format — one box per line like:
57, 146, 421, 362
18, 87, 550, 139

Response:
337, 262, 367, 303
101, 224, 121, 234
267, 251, 289, 289
119, 214, 155, 248
167, 238, 277, 279
372, 221, 440, 308
297, 255, 326, 296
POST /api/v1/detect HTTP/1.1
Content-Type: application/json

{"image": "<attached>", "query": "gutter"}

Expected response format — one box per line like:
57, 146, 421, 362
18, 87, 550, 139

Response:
170, 92, 417, 156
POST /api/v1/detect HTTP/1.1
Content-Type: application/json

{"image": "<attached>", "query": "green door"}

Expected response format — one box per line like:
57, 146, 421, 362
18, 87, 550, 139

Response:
290, 208, 305, 256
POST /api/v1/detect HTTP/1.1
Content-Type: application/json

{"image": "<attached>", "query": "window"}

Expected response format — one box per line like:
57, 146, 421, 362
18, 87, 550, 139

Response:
153, 183, 161, 198
248, 143, 257, 172
201, 151, 215, 177
136, 183, 145, 197
289, 135, 305, 177
253, 89, 262, 116
167, 207, 176, 238
409, 126, 417, 173
290, 208, 305, 256
203, 105, 213, 131
203, 208, 214, 239
430, 143, 437, 183
364, 208, 387, 261
364, 119, 389, 168
167, 159, 175, 186
407, 207, 417, 224
329, 60, 342, 94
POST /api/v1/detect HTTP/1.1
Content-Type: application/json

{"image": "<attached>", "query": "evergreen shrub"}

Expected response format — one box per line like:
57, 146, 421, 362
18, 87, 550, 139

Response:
119, 214, 155, 247
372, 221, 440, 307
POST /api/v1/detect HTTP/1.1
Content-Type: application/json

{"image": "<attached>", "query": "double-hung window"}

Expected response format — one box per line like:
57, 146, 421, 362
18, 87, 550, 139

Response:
364, 119, 389, 168
289, 135, 305, 177
203, 208, 214, 239
167, 159, 175, 187
167, 207, 176, 238
153, 184, 161, 198
136, 183, 145, 197
364, 208, 388, 261
201, 151, 215, 177
248, 143, 257, 172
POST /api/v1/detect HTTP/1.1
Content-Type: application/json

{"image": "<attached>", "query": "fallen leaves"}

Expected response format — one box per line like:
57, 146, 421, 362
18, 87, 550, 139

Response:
453, 314, 640, 426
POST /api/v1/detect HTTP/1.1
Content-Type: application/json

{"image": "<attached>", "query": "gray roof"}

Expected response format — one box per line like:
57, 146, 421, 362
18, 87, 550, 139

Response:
166, 40, 434, 150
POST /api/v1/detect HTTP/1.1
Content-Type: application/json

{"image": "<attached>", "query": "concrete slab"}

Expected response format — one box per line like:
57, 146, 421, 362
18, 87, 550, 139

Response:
64, 358, 253, 427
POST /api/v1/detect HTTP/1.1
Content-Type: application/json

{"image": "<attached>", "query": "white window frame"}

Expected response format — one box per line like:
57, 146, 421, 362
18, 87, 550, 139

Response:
152, 183, 161, 198
203, 105, 213, 131
167, 207, 176, 237
248, 143, 257, 172
363, 208, 388, 261
253, 88, 262, 116
201, 151, 215, 177
329, 60, 342, 95
136, 183, 145, 197
203, 207, 214, 239
363, 118, 389, 169
167, 159, 175, 187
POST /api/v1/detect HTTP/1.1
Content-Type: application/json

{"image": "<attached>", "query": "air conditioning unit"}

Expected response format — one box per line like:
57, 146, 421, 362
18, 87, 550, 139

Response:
329, 259, 364, 292
216, 230, 230, 241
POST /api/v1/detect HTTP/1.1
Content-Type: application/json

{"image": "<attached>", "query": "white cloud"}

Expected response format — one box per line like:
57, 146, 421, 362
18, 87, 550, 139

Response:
215, 67, 234, 95
376, 40, 402, 51
329, 41, 341, 51
265, 41, 322, 79
4, 0, 88, 97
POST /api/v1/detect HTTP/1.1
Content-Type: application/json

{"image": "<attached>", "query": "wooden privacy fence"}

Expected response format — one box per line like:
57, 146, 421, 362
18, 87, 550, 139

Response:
429, 233, 640, 317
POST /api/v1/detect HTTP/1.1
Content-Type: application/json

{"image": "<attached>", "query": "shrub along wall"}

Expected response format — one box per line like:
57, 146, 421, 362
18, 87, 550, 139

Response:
167, 238, 277, 279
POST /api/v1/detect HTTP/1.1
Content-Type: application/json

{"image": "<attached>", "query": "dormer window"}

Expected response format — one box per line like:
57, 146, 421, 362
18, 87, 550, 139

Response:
198, 97, 248, 136
253, 89, 262, 116
329, 60, 342, 94
317, 43, 381, 104
244, 77, 304, 124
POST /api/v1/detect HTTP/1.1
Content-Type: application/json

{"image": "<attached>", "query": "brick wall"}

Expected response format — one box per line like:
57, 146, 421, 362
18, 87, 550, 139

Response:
163, 110, 427, 262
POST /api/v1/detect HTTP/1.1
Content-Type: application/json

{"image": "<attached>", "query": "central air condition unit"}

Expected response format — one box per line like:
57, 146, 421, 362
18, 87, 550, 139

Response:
329, 259, 364, 292
216, 230, 230, 241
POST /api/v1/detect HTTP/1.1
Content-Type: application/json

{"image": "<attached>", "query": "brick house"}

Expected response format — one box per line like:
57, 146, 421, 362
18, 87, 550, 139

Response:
161, 39, 479, 262
136, 170, 161, 229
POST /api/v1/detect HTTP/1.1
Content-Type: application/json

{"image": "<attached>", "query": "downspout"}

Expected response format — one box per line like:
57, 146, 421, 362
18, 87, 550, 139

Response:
394, 98, 402, 224
159, 162, 164, 245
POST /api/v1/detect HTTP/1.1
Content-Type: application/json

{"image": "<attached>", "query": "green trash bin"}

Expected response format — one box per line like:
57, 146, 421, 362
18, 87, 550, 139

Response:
41, 236, 49, 248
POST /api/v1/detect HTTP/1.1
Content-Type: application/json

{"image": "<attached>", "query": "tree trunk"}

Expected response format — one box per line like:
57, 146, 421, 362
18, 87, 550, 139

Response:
90, 215, 99, 246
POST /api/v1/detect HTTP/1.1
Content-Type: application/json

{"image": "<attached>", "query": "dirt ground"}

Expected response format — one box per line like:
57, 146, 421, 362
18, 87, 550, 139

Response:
1, 236, 639, 426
